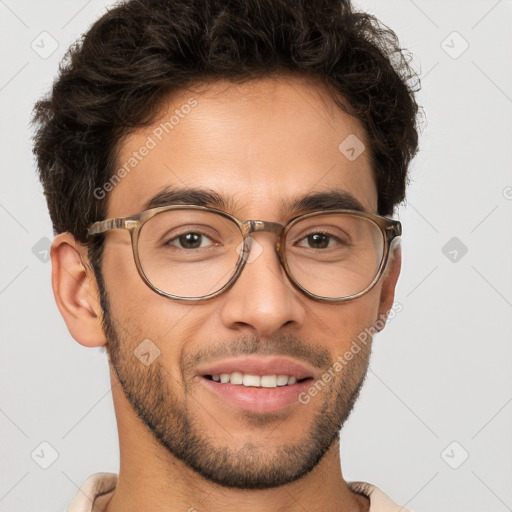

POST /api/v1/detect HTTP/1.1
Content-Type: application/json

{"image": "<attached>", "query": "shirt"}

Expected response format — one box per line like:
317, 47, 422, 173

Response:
67, 472, 409, 512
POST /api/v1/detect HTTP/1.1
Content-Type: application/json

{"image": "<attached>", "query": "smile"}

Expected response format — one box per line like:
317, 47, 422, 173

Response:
196, 356, 317, 413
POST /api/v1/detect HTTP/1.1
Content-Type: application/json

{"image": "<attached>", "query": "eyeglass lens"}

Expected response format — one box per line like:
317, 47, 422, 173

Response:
137, 209, 385, 300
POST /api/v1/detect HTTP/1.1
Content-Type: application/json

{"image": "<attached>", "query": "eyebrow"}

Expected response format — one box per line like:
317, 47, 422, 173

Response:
142, 186, 368, 217
143, 187, 234, 211
281, 189, 367, 215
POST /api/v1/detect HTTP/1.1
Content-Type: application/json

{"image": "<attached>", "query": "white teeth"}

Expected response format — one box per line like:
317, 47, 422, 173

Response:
230, 371, 243, 385
243, 374, 260, 387
260, 375, 277, 388
276, 375, 289, 386
209, 372, 300, 387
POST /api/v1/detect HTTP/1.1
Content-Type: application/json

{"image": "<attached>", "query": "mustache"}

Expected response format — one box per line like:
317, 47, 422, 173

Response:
180, 334, 332, 375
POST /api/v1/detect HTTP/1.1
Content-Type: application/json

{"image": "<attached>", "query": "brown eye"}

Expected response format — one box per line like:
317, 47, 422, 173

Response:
165, 232, 213, 249
305, 233, 330, 249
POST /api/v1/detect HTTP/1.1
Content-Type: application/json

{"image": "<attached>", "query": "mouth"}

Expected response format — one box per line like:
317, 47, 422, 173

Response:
196, 356, 316, 413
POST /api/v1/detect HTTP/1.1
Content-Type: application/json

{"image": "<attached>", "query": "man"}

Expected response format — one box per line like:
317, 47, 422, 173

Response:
32, 0, 419, 510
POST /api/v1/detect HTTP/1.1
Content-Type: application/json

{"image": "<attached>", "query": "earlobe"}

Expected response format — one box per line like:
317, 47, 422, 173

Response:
51, 233, 107, 348
376, 242, 402, 330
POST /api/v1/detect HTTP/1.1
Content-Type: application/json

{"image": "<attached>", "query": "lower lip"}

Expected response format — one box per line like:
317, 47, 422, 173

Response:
199, 377, 312, 414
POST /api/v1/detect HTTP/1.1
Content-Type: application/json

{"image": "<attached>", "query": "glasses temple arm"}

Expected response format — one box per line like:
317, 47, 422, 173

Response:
87, 218, 129, 236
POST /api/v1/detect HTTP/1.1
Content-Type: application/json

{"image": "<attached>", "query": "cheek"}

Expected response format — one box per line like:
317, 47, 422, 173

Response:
101, 241, 170, 341
102, 242, 152, 321
313, 289, 382, 355
102, 237, 142, 292
101, 241, 218, 370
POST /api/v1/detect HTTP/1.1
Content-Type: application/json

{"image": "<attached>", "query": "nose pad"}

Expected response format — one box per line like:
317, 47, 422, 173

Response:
236, 236, 265, 265
237, 235, 298, 299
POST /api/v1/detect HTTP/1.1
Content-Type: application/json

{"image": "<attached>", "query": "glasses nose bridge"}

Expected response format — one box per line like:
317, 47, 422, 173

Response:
244, 219, 284, 237
241, 219, 285, 249
236, 219, 288, 287
239, 219, 286, 262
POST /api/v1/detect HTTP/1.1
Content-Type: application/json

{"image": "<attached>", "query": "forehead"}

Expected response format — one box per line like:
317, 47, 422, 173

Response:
108, 76, 377, 219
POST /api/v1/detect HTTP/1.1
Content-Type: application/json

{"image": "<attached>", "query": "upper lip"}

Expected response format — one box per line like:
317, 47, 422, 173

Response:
196, 356, 317, 380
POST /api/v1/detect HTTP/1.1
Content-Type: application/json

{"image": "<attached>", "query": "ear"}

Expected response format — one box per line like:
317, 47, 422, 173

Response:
376, 240, 402, 331
51, 232, 107, 347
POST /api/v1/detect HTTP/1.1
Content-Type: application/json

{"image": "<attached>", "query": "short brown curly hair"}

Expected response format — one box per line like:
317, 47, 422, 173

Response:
32, 0, 420, 248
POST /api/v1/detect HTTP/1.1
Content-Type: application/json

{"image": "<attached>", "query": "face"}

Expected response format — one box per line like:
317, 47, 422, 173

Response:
98, 76, 397, 489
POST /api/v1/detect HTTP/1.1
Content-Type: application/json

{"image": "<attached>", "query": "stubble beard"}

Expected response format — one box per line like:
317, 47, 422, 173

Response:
100, 288, 372, 490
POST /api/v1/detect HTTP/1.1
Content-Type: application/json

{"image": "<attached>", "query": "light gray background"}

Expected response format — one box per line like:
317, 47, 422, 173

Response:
1, 1, 511, 511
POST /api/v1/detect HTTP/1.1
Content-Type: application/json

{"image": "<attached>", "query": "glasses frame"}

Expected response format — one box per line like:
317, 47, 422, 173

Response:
87, 205, 402, 303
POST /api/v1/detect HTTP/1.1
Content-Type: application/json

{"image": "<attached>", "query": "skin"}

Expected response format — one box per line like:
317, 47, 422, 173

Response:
51, 75, 401, 512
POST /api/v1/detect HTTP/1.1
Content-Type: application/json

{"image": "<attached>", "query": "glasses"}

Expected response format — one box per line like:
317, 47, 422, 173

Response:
87, 205, 401, 303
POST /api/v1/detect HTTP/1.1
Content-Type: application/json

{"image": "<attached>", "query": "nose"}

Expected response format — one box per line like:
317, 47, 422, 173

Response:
218, 234, 306, 337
